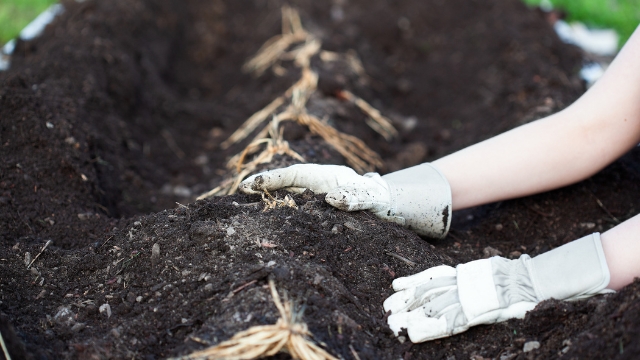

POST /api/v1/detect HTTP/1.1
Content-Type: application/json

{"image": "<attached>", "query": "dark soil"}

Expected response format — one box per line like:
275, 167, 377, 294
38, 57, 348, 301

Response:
1, 0, 639, 359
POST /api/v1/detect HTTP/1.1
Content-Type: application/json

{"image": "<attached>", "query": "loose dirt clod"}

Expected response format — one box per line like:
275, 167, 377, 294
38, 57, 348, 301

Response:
175, 279, 337, 360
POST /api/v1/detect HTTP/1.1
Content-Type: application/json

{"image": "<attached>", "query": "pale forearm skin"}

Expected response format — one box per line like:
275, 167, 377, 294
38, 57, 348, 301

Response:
601, 214, 640, 290
434, 26, 640, 211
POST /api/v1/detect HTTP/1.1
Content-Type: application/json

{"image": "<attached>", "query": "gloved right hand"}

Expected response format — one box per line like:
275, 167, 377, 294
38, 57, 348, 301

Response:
239, 163, 452, 239
384, 233, 614, 342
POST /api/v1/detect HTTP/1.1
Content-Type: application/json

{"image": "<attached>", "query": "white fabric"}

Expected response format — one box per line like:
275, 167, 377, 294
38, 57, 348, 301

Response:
387, 310, 449, 341
391, 265, 457, 291
385, 233, 613, 343
530, 233, 613, 301
239, 163, 452, 238
467, 301, 537, 327
382, 163, 452, 238
456, 259, 500, 321
239, 164, 378, 195
384, 265, 456, 314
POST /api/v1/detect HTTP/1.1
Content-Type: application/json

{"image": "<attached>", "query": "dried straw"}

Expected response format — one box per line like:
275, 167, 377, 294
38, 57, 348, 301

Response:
174, 279, 337, 360
198, 6, 398, 199
338, 90, 398, 141
242, 6, 309, 77
197, 117, 305, 199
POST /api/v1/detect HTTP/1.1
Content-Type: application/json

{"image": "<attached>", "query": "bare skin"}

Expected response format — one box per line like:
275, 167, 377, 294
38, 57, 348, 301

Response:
433, 25, 640, 290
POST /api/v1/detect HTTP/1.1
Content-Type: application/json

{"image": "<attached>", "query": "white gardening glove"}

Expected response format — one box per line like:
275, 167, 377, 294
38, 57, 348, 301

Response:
384, 233, 613, 342
239, 163, 452, 238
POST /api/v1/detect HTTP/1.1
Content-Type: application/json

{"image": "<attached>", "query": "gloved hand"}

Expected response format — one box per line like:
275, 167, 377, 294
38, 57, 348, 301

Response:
239, 163, 452, 238
384, 233, 613, 342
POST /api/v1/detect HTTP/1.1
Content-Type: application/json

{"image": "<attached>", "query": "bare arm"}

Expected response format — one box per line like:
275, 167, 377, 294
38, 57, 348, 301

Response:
433, 26, 640, 211
601, 214, 640, 290
432, 26, 640, 291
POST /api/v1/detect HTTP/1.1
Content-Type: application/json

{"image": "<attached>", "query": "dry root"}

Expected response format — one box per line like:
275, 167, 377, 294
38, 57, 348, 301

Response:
337, 90, 398, 141
197, 117, 304, 199
198, 6, 398, 199
242, 6, 309, 77
174, 280, 337, 360
261, 191, 298, 211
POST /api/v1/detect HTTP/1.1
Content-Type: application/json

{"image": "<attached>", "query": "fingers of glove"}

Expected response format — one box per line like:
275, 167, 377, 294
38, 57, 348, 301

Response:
409, 304, 469, 343
384, 288, 416, 314
239, 164, 359, 194
383, 282, 455, 314
281, 186, 308, 194
391, 265, 457, 291
421, 288, 460, 318
413, 276, 456, 299
325, 186, 389, 212
387, 309, 449, 342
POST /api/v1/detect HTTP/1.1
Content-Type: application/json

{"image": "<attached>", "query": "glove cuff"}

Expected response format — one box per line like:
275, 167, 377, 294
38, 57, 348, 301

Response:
381, 163, 452, 239
456, 259, 501, 321
530, 232, 613, 301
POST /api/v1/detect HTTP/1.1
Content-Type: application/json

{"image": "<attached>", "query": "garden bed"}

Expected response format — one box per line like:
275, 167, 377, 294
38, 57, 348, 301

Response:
1, 0, 639, 359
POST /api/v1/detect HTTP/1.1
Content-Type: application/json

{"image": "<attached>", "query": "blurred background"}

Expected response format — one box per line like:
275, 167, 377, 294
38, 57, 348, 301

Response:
2, 0, 639, 47
1, 0, 56, 44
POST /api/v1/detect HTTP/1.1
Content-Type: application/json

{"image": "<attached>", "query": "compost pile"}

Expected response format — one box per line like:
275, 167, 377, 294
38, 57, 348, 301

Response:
1, 0, 639, 359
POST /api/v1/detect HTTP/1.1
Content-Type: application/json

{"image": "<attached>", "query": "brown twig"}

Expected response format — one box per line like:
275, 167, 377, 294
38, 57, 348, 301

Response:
161, 129, 186, 159
349, 345, 362, 360
385, 252, 416, 267
584, 189, 620, 223
524, 203, 554, 218
338, 90, 397, 141
232, 280, 257, 294
27, 240, 52, 269
99, 236, 114, 249
0, 330, 12, 360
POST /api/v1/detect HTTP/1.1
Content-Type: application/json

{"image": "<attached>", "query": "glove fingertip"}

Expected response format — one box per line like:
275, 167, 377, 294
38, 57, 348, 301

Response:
238, 181, 256, 194
387, 312, 411, 336
392, 265, 457, 290
383, 290, 411, 314
406, 312, 450, 343
325, 190, 352, 211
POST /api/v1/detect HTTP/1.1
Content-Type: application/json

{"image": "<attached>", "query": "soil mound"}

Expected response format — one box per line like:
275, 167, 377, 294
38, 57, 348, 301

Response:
1, 0, 639, 359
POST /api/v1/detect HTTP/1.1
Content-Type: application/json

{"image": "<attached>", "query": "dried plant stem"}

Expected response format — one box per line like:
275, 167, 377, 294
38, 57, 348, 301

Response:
198, 6, 398, 199
242, 6, 309, 76
0, 330, 11, 360
174, 280, 337, 360
339, 90, 398, 141
27, 239, 52, 269
221, 96, 286, 150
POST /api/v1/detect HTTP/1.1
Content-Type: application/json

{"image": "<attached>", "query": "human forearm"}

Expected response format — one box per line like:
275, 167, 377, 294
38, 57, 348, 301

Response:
602, 214, 640, 290
434, 26, 640, 211
433, 111, 613, 209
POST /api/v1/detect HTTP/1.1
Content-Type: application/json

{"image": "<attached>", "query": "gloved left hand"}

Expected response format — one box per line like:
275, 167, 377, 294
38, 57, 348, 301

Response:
384, 233, 613, 342
239, 163, 452, 238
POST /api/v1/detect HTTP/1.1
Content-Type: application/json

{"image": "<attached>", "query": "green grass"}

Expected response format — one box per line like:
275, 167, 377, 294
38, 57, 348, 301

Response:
1, 1, 638, 48
0, 0, 57, 45
523, 0, 640, 46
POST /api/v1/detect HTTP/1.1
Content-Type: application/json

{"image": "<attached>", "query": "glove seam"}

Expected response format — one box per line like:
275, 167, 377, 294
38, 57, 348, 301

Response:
384, 177, 399, 218
582, 232, 611, 296
524, 256, 546, 300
